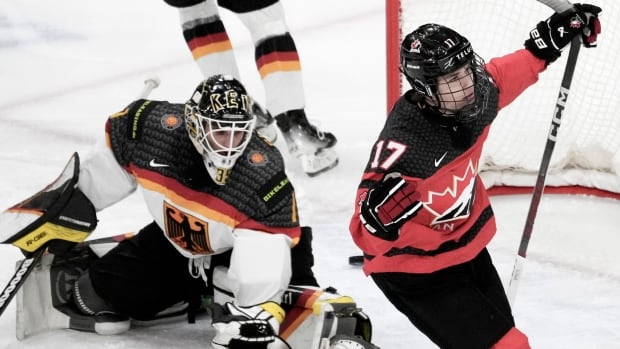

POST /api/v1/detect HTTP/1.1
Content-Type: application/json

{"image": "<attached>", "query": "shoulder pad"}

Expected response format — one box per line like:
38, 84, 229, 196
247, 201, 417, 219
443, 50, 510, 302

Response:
125, 99, 158, 140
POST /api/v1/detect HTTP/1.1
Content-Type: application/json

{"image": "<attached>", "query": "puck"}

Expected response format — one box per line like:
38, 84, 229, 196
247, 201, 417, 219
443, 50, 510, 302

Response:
348, 255, 364, 266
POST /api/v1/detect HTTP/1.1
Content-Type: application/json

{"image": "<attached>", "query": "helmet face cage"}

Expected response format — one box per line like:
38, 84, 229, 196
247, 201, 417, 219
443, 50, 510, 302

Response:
189, 110, 255, 165
400, 24, 490, 122
185, 75, 256, 185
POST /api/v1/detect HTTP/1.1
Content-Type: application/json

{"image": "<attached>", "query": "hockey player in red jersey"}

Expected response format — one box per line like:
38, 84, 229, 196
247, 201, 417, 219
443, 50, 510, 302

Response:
162, 0, 339, 177
350, 4, 601, 349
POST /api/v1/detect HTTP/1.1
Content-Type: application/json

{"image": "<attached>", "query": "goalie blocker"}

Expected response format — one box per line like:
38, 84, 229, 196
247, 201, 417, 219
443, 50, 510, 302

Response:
16, 239, 377, 348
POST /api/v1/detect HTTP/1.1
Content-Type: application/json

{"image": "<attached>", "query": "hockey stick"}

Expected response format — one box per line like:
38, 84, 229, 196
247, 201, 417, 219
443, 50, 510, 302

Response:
507, 0, 581, 305
0, 249, 45, 316
80, 232, 135, 246
137, 76, 160, 99
537, 0, 573, 13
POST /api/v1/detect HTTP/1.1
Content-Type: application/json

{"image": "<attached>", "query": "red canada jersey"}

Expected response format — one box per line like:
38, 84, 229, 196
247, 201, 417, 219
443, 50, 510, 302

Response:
350, 49, 547, 274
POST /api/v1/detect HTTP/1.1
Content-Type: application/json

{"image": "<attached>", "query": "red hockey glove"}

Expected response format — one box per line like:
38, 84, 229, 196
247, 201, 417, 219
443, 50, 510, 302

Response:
359, 174, 423, 241
524, 3, 602, 63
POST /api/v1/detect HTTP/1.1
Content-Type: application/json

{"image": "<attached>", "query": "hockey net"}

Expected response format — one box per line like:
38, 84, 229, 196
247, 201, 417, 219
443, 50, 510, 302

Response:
386, 0, 620, 199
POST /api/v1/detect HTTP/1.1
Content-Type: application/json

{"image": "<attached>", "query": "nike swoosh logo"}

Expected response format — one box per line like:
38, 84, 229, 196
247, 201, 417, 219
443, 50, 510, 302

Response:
149, 159, 169, 168
434, 152, 448, 167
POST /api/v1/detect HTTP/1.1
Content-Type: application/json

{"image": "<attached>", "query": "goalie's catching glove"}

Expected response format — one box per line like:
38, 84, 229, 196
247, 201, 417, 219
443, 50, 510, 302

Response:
525, 3, 602, 63
359, 174, 422, 241
211, 301, 290, 349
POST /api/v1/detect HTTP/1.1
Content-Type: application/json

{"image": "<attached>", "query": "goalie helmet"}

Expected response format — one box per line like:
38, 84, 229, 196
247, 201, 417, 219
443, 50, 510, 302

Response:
185, 75, 256, 185
400, 23, 491, 122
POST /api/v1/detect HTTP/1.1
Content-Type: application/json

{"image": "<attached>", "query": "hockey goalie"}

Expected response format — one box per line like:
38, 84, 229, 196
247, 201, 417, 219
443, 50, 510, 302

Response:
0, 75, 377, 349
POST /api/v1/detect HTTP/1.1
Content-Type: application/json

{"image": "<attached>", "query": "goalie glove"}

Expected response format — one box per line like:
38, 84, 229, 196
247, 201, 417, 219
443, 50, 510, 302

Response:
211, 302, 290, 349
525, 3, 602, 63
359, 174, 422, 241
0, 153, 97, 256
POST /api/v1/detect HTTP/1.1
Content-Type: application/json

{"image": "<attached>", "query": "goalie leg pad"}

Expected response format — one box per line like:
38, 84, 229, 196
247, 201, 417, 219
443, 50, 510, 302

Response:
329, 334, 379, 349
16, 253, 70, 339
279, 286, 375, 349
16, 243, 130, 339
17, 241, 99, 339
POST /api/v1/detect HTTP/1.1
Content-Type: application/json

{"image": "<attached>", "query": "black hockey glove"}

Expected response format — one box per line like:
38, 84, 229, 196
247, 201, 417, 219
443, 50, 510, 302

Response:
525, 3, 602, 63
359, 174, 423, 241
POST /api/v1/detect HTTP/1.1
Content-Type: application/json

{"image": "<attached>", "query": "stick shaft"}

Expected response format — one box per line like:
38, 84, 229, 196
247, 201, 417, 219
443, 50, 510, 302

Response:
0, 249, 44, 316
508, 36, 581, 306
536, 0, 573, 13
136, 76, 160, 99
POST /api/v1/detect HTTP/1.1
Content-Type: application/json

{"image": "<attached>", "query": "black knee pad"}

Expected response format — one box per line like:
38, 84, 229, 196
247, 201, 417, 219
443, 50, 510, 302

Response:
73, 271, 121, 316
163, 0, 204, 8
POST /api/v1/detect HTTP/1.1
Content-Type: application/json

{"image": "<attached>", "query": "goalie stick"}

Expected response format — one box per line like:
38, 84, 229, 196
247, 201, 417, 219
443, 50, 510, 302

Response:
0, 248, 45, 316
0, 77, 159, 317
507, 0, 581, 305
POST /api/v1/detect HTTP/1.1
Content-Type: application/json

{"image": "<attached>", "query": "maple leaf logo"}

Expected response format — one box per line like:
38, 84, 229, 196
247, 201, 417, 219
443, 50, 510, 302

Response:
422, 159, 478, 228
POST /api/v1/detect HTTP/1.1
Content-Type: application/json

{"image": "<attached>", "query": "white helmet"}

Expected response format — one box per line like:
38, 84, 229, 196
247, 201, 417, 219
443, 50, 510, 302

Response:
185, 75, 256, 185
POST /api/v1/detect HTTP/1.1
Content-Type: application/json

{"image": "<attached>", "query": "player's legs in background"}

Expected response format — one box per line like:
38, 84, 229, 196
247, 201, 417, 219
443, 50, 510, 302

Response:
226, 0, 339, 176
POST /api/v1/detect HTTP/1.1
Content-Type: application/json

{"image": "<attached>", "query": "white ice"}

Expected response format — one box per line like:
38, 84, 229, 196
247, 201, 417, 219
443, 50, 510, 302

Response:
0, 0, 619, 348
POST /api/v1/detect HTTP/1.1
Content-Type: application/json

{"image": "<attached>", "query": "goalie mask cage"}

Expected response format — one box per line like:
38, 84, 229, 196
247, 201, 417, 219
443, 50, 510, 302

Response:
386, 0, 620, 199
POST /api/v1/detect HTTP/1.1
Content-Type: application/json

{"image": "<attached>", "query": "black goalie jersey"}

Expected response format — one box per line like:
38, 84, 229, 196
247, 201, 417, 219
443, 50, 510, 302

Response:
78, 99, 301, 258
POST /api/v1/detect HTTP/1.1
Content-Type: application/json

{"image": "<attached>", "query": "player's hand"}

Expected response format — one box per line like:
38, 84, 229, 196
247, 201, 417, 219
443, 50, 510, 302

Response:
575, 4, 602, 48
524, 3, 602, 63
211, 302, 289, 349
359, 174, 422, 241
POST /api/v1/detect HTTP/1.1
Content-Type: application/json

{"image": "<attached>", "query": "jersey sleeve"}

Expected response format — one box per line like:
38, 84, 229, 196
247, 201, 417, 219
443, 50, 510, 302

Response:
78, 137, 137, 211
77, 101, 144, 211
484, 48, 547, 110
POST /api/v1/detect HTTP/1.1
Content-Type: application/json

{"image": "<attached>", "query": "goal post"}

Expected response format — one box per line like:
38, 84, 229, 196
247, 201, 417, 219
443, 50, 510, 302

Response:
385, 0, 620, 198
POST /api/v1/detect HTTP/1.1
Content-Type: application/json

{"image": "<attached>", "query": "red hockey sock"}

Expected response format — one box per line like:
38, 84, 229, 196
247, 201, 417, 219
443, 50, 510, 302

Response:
491, 327, 530, 349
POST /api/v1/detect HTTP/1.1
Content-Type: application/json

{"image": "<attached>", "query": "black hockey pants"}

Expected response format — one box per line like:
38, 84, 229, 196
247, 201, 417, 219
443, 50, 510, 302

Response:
88, 222, 211, 320
87, 221, 318, 320
371, 248, 515, 349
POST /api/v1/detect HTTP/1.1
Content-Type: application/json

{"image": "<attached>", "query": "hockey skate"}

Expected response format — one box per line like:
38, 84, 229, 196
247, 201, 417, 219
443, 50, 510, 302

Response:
275, 109, 339, 176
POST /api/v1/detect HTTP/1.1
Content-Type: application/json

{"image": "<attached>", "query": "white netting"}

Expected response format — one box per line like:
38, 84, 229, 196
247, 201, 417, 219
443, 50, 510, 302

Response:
388, 0, 620, 194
